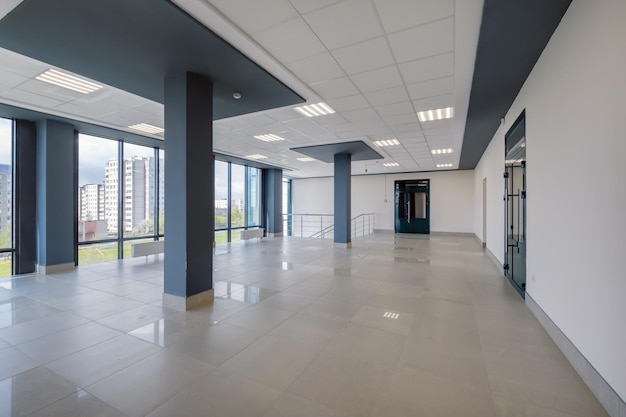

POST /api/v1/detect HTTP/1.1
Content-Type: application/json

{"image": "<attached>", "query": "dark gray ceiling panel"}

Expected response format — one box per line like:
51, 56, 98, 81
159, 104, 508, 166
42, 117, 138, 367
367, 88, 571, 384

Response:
460, 0, 571, 169
291, 141, 383, 163
0, 0, 304, 120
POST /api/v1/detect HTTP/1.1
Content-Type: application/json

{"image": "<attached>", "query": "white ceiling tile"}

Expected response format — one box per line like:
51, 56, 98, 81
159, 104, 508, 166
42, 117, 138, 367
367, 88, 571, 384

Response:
407, 76, 454, 100
2, 88, 64, 108
303, 0, 383, 50
286, 53, 345, 84
255, 18, 326, 63
383, 113, 418, 125
342, 108, 379, 122
350, 66, 403, 93
289, 0, 342, 15
388, 18, 454, 63
374, 0, 454, 33
128, 101, 163, 118
315, 113, 348, 126
209, 0, 298, 34
364, 86, 409, 106
374, 101, 414, 117
391, 123, 422, 134
326, 94, 370, 112
244, 114, 278, 127
332, 36, 394, 74
399, 53, 454, 84
351, 118, 387, 130
309, 77, 359, 99
99, 108, 162, 127
55, 100, 122, 119
412, 94, 453, 112
266, 107, 305, 122
0, 68, 28, 88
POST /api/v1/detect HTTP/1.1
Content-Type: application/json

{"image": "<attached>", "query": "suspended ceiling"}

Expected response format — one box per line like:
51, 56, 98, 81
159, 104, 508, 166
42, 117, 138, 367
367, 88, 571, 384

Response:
0, 0, 570, 178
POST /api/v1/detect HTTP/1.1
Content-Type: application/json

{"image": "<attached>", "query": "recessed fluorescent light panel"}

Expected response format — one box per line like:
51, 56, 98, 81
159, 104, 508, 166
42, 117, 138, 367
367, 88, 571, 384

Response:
297, 157, 316, 162
36, 69, 103, 94
383, 312, 400, 319
383, 162, 399, 167
254, 134, 285, 142
245, 154, 268, 160
437, 164, 453, 168
431, 148, 453, 154
374, 139, 400, 147
294, 102, 335, 117
417, 107, 454, 122
128, 123, 164, 135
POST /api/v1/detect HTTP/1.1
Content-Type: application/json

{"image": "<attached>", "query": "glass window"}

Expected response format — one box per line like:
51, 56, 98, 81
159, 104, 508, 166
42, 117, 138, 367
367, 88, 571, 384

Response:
158, 149, 164, 236
78, 134, 118, 241
0, 117, 12, 276
247, 167, 261, 227
215, 160, 228, 230
230, 164, 245, 228
122, 143, 155, 238
78, 241, 119, 265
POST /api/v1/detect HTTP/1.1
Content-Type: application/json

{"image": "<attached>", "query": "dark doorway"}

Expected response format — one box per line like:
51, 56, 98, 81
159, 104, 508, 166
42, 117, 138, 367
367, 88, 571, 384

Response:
395, 179, 429, 234
504, 111, 526, 297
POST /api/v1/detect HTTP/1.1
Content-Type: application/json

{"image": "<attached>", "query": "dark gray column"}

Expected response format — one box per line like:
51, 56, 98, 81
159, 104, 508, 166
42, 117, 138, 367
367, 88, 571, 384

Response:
14, 120, 37, 274
163, 72, 214, 310
263, 168, 283, 237
334, 153, 351, 247
36, 120, 76, 273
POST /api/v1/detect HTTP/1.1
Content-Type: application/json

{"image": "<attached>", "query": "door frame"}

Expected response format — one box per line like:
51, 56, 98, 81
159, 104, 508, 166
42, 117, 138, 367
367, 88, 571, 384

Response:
394, 179, 430, 234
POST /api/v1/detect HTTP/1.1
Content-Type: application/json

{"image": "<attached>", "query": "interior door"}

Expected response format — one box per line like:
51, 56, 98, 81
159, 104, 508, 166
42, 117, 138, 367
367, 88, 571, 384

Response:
395, 180, 429, 234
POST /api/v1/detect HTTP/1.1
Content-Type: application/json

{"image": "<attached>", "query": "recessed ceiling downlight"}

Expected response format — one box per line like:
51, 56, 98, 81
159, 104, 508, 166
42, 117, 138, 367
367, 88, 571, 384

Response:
417, 107, 454, 122
36, 69, 103, 94
128, 123, 164, 135
294, 102, 335, 117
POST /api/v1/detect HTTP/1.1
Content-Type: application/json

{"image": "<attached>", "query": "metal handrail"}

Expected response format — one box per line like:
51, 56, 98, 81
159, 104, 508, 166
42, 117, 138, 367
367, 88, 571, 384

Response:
282, 213, 375, 239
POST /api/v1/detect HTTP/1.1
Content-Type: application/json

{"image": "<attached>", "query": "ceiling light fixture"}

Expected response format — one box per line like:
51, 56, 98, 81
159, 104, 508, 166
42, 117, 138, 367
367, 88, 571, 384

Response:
297, 157, 316, 162
374, 139, 400, 147
245, 154, 268, 160
431, 148, 453, 154
254, 134, 285, 142
383, 312, 400, 319
36, 69, 103, 94
437, 163, 453, 168
294, 102, 335, 117
417, 107, 454, 122
232, 91, 242, 99
383, 162, 399, 167
128, 123, 164, 135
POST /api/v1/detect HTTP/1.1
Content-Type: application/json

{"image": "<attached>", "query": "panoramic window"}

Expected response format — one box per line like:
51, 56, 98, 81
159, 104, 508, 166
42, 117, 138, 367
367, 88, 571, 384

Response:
247, 167, 261, 227
77, 134, 162, 265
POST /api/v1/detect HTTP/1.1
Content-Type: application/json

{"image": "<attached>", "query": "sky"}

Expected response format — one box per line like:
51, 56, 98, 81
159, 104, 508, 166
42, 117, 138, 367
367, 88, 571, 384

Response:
0, 118, 12, 165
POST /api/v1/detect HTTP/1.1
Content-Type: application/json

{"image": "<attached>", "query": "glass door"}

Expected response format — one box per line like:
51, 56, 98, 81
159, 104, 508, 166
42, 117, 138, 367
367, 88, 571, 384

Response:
504, 111, 526, 296
395, 180, 429, 234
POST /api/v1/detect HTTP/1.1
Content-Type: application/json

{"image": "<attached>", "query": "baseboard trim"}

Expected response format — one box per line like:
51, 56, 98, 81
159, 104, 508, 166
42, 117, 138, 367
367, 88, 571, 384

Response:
37, 262, 75, 274
430, 231, 475, 237
526, 293, 624, 417
266, 232, 283, 238
163, 289, 214, 311
333, 242, 352, 249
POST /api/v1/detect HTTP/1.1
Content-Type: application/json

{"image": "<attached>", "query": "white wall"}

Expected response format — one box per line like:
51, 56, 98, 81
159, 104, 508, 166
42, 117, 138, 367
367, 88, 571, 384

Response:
292, 169, 474, 233
475, 0, 626, 399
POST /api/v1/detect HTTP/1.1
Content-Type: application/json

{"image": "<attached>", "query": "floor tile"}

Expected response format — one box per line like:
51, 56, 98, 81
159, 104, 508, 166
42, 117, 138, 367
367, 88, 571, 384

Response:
85, 348, 214, 417
0, 311, 88, 345
46, 334, 161, 387
0, 367, 77, 417
27, 390, 127, 417
146, 368, 281, 417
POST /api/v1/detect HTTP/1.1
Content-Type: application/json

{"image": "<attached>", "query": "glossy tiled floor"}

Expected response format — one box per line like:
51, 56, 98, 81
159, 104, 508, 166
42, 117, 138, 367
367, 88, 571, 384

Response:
0, 233, 609, 417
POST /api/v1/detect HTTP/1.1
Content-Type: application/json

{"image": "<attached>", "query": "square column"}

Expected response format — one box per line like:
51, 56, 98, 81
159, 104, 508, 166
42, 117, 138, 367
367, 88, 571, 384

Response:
334, 153, 351, 248
263, 168, 283, 237
163, 72, 214, 311
36, 120, 76, 273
